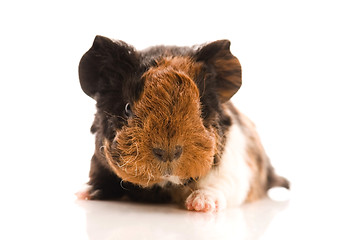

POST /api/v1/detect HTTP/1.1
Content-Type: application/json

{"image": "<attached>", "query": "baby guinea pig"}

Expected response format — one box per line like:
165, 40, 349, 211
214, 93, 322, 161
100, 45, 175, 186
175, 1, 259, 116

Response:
76, 35, 289, 212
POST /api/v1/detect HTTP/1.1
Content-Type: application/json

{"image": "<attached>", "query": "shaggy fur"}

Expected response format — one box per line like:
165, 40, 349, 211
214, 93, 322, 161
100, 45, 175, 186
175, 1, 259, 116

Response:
77, 36, 289, 211
104, 57, 216, 186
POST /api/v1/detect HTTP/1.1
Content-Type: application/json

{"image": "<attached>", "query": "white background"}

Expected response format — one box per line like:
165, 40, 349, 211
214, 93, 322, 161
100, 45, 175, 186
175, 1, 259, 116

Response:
1, 0, 360, 239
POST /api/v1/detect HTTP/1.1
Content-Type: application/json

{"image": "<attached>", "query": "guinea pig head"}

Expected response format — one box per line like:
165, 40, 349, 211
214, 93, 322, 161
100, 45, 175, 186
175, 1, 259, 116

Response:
79, 36, 242, 187
108, 58, 219, 186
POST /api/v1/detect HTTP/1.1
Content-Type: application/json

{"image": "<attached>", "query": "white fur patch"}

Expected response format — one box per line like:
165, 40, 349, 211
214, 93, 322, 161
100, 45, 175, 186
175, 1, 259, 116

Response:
190, 112, 252, 210
157, 175, 182, 187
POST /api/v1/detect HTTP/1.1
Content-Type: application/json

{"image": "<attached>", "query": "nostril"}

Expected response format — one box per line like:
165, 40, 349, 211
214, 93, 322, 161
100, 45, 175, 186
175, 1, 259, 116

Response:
174, 145, 183, 160
153, 146, 183, 162
152, 148, 166, 162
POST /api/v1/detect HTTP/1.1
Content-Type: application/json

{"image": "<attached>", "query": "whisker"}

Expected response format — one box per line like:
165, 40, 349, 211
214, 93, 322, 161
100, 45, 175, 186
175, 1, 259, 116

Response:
103, 111, 127, 122
98, 145, 106, 157
146, 168, 155, 186
134, 163, 138, 177
133, 142, 139, 160
117, 157, 135, 168
119, 180, 128, 190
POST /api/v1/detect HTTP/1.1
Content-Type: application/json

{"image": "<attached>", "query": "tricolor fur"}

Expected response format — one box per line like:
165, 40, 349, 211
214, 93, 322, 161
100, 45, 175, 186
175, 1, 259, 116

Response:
77, 36, 289, 212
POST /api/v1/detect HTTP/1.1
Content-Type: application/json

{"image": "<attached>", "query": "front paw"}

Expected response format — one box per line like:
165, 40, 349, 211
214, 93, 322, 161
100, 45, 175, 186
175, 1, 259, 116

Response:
185, 189, 226, 212
75, 184, 101, 200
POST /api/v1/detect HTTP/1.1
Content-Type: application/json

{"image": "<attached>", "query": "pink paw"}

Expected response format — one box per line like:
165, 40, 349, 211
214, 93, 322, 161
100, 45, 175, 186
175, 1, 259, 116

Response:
185, 190, 226, 212
75, 184, 93, 200
75, 190, 91, 200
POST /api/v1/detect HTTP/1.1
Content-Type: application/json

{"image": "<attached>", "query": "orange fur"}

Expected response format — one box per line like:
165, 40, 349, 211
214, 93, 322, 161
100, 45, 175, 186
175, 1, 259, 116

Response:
104, 57, 218, 187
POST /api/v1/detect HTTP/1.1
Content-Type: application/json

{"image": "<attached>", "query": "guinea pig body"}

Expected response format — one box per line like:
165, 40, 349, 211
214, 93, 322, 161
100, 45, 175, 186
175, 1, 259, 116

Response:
77, 36, 289, 212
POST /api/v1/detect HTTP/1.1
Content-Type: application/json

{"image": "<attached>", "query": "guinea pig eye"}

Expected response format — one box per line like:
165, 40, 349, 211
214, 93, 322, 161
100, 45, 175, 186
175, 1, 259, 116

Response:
125, 103, 133, 118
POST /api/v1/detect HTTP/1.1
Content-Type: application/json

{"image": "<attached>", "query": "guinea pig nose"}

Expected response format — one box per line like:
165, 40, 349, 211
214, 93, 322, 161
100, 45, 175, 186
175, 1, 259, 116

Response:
152, 148, 166, 162
174, 145, 183, 160
152, 146, 183, 162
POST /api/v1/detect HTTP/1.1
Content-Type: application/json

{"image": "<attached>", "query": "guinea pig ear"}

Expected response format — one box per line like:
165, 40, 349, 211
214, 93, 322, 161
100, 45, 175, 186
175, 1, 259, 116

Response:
78, 35, 137, 98
195, 40, 242, 102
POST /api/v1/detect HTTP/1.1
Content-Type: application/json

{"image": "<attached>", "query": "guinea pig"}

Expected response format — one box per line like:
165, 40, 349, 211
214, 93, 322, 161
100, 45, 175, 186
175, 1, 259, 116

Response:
76, 35, 289, 212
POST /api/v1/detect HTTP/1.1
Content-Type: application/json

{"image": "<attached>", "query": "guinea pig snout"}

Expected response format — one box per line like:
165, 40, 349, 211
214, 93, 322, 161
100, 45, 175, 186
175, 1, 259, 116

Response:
152, 145, 183, 162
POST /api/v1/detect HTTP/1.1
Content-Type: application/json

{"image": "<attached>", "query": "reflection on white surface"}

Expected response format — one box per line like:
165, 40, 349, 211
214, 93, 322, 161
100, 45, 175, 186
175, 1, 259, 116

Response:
77, 198, 289, 240
2, 184, 360, 240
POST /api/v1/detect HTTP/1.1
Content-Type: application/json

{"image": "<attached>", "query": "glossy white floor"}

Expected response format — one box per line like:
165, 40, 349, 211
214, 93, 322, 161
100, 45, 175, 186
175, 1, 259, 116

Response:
1, 1, 361, 239
1, 176, 360, 240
